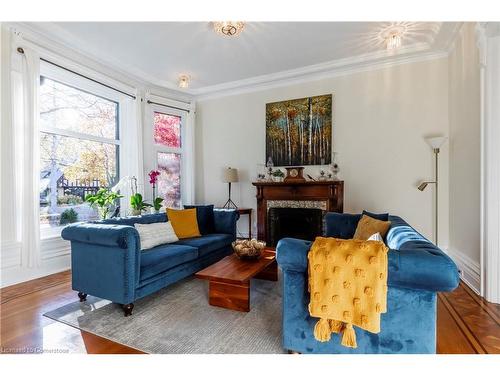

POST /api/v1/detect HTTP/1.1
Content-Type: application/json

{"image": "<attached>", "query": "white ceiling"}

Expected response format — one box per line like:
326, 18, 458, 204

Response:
23, 22, 461, 96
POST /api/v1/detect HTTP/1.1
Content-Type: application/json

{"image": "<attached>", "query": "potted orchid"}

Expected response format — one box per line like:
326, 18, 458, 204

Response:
149, 170, 164, 214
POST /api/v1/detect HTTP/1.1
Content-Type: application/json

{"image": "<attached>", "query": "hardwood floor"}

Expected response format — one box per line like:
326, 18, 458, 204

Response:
1, 271, 499, 354
437, 282, 500, 353
0, 271, 142, 354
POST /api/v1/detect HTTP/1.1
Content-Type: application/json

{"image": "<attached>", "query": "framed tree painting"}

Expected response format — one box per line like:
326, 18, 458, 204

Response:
266, 94, 332, 166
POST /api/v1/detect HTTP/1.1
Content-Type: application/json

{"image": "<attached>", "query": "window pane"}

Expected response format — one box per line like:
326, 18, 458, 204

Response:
154, 112, 181, 148
157, 152, 181, 208
39, 133, 118, 235
40, 77, 118, 140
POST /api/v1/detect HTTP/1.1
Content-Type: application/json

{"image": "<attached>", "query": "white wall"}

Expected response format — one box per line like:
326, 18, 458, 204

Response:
448, 23, 481, 292
195, 58, 450, 245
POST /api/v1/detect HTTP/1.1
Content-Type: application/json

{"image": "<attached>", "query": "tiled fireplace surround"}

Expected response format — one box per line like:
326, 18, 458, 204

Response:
252, 181, 344, 244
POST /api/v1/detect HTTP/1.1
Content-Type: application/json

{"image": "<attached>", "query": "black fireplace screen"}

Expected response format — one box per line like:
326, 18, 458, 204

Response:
267, 207, 324, 247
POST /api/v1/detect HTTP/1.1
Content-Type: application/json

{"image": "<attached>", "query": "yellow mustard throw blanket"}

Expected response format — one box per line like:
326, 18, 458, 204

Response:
308, 237, 388, 348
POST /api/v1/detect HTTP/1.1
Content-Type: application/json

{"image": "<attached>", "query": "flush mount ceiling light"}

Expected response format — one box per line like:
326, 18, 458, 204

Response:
364, 23, 441, 53
178, 74, 190, 89
381, 24, 406, 50
213, 21, 245, 37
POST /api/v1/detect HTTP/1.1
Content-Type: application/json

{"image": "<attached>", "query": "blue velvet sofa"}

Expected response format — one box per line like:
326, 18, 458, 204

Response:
61, 209, 238, 316
276, 213, 460, 354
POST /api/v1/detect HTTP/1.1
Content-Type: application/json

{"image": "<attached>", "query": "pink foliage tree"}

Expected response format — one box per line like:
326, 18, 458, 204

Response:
154, 113, 181, 148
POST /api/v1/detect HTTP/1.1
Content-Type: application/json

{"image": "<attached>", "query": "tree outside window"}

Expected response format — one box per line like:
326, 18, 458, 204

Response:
39, 77, 119, 236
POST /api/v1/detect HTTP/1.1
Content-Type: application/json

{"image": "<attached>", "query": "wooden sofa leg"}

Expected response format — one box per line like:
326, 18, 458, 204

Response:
287, 350, 300, 354
122, 303, 134, 317
78, 292, 87, 302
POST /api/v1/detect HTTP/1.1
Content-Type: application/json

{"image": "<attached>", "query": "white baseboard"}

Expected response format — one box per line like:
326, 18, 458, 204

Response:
0, 255, 71, 287
1, 241, 22, 269
445, 248, 481, 295
1, 237, 71, 288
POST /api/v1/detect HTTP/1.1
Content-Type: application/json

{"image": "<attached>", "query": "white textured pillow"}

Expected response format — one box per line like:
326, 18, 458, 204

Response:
367, 232, 384, 242
134, 222, 179, 251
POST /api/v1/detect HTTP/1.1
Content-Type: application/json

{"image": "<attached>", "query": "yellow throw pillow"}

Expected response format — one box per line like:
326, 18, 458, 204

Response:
353, 214, 391, 241
166, 208, 201, 239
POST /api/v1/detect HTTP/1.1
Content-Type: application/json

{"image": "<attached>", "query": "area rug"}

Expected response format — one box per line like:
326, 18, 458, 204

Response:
44, 276, 285, 354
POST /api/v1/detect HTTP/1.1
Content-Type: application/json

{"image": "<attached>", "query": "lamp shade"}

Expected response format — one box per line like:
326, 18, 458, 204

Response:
425, 136, 447, 150
223, 167, 239, 183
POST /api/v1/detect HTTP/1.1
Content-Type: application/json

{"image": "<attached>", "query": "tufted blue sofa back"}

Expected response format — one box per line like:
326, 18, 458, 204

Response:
93, 213, 167, 227
324, 213, 432, 251
324, 212, 361, 239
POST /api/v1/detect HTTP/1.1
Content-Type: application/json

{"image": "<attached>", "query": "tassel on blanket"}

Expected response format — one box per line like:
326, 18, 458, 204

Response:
314, 318, 331, 342
341, 323, 357, 349
329, 319, 344, 333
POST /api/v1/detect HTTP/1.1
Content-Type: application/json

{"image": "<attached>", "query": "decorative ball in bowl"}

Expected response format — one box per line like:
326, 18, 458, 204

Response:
232, 239, 266, 260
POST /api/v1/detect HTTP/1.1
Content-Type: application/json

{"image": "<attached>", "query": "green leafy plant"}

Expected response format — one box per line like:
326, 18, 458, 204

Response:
85, 188, 123, 219
153, 197, 164, 212
130, 193, 152, 214
59, 208, 78, 225
272, 169, 285, 178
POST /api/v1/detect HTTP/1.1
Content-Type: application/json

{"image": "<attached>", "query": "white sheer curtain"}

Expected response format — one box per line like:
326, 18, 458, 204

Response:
118, 94, 145, 215
12, 42, 41, 268
184, 102, 196, 205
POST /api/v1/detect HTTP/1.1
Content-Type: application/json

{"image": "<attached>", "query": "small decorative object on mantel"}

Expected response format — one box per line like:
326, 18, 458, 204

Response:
232, 239, 266, 260
272, 169, 285, 182
256, 163, 267, 181
330, 152, 340, 181
318, 170, 327, 181
266, 157, 274, 182
284, 166, 306, 182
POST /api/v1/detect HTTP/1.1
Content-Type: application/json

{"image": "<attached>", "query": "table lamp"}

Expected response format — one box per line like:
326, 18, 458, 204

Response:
222, 167, 239, 209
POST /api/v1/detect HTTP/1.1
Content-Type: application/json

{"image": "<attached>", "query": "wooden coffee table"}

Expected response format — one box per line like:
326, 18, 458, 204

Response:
195, 248, 277, 312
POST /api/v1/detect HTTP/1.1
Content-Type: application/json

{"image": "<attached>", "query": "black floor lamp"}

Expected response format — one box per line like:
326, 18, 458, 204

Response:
222, 167, 239, 209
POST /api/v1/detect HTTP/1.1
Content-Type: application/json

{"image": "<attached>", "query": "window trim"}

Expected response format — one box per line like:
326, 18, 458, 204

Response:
147, 104, 187, 208
39, 62, 124, 239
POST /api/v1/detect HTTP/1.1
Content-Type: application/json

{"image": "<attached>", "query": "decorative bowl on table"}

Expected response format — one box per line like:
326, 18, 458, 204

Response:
232, 239, 266, 260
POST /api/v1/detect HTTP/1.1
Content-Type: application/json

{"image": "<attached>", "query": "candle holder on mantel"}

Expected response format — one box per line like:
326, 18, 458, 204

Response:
330, 152, 340, 181
266, 157, 274, 182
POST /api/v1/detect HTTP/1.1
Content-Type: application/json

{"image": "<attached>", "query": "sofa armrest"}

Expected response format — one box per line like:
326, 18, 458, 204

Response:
276, 238, 311, 273
61, 223, 140, 304
61, 222, 140, 249
388, 247, 459, 292
213, 209, 239, 238
276, 237, 459, 292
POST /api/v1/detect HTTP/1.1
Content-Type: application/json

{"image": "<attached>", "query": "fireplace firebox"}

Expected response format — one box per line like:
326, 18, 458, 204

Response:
268, 208, 323, 247
252, 180, 344, 244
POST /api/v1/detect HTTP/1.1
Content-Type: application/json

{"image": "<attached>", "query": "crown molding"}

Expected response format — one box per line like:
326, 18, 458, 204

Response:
193, 41, 430, 96
5, 22, 465, 101
195, 49, 448, 101
19, 22, 195, 97
5, 22, 194, 102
